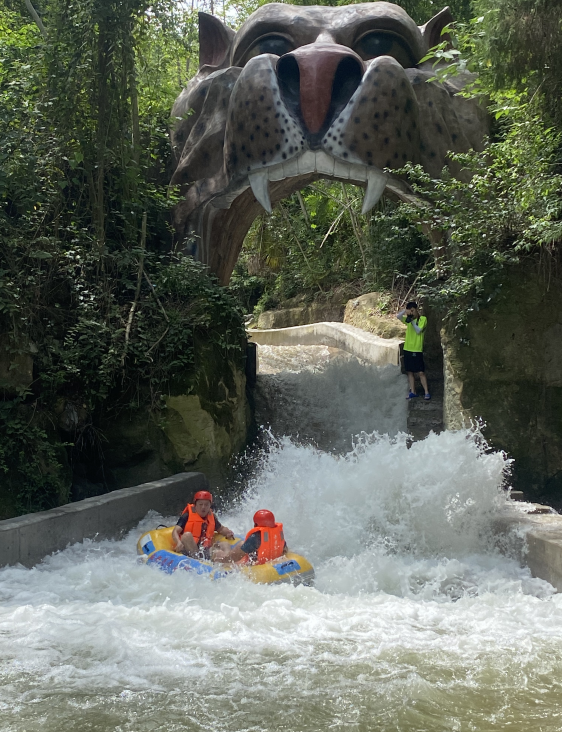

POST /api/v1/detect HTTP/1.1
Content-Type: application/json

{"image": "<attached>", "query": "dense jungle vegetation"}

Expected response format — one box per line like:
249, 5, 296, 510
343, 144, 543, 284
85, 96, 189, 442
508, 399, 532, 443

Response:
0, 0, 243, 514
1, 0, 561, 513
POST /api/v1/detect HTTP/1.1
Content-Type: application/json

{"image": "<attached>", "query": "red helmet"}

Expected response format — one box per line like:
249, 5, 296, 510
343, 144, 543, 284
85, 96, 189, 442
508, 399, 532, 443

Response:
253, 509, 276, 528
193, 490, 213, 503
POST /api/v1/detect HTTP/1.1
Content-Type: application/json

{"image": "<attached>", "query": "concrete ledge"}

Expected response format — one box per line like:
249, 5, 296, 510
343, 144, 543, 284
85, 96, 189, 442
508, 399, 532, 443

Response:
495, 504, 562, 591
0, 472, 207, 568
248, 322, 403, 366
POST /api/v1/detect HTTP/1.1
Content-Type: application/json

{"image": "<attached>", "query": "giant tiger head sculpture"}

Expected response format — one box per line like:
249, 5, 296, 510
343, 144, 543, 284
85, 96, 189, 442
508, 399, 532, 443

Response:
171, 2, 487, 283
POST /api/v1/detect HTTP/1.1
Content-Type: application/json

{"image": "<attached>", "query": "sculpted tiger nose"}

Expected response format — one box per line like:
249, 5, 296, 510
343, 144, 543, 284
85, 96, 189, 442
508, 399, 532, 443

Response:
277, 43, 365, 136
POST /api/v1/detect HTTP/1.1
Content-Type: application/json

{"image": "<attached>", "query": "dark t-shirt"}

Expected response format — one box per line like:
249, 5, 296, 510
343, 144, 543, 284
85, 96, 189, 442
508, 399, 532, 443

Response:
240, 533, 261, 555
240, 532, 287, 559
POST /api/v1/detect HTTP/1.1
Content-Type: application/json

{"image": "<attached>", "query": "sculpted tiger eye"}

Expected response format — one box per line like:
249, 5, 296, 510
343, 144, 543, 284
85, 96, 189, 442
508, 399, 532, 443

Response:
170, 2, 488, 284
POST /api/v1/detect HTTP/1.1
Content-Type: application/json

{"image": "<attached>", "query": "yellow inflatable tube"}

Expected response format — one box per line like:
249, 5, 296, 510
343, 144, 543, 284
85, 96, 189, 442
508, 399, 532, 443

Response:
137, 526, 315, 586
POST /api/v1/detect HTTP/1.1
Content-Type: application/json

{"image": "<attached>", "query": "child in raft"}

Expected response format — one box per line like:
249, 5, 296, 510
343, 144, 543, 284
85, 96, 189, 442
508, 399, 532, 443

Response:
171, 490, 235, 559
212, 509, 287, 565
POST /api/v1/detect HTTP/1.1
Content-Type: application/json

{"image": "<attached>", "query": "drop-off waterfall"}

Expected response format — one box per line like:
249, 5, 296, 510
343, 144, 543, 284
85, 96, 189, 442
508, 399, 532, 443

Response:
1, 345, 561, 732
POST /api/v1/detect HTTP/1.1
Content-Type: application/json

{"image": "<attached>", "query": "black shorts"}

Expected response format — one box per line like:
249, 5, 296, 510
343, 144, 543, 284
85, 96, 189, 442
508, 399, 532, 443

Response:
404, 350, 425, 373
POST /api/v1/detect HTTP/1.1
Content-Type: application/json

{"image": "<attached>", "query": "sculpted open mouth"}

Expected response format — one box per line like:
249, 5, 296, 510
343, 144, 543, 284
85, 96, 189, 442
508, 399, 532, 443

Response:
244, 151, 388, 217
170, 3, 488, 284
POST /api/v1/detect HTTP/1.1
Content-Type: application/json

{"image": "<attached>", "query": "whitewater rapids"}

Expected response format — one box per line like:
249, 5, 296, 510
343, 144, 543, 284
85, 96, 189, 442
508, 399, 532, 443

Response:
1, 345, 561, 731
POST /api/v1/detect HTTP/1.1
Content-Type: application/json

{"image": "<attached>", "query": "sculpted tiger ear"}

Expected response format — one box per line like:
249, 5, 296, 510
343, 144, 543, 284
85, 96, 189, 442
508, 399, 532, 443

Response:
198, 12, 235, 69
419, 6, 454, 53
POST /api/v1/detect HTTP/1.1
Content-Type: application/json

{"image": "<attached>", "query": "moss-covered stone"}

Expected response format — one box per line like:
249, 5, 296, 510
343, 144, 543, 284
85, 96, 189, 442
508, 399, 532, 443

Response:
441, 256, 562, 502
343, 293, 407, 340
94, 391, 245, 496
93, 348, 250, 493
256, 302, 345, 329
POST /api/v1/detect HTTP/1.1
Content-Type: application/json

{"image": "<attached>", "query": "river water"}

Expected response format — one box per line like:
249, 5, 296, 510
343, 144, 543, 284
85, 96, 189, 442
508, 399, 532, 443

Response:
2, 346, 562, 731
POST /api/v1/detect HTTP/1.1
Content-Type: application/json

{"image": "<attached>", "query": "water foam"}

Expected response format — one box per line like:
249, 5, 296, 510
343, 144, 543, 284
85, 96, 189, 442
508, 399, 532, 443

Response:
255, 345, 407, 450
0, 346, 559, 731
225, 430, 505, 560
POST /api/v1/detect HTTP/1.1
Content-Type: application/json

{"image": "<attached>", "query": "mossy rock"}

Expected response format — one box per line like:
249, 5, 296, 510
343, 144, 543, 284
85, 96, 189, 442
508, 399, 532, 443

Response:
256, 303, 345, 328
1, 342, 251, 514
97, 360, 250, 492
344, 293, 406, 340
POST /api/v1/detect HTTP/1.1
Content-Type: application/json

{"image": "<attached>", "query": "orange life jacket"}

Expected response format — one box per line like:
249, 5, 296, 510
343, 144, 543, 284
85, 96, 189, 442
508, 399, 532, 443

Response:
180, 504, 216, 549
244, 523, 286, 564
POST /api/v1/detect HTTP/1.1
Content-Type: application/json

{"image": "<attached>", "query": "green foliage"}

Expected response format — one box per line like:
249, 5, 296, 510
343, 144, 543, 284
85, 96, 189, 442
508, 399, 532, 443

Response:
400, 112, 562, 326
230, 180, 430, 314
0, 398, 68, 516
420, 1, 562, 125
29, 251, 245, 408
470, 0, 562, 126
0, 0, 244, 513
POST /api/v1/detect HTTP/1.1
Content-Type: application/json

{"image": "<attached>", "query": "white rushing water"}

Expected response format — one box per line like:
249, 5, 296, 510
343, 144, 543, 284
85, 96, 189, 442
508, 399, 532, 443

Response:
254, 345, 408, 451
1, 346, 562, 732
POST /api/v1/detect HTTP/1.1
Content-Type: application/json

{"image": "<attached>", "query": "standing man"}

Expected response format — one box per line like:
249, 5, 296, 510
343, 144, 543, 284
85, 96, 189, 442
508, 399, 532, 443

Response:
397, 301, 430, 400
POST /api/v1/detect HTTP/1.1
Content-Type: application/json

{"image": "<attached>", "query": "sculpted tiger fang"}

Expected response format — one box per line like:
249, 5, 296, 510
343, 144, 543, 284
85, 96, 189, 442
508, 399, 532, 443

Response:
170, 3, 488, 284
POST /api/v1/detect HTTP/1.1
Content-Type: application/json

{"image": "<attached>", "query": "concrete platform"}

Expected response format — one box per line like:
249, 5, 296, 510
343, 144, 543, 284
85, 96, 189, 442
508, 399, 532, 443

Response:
0, 472, 207, 568
407, 378, 445, 440
496, 502, 562, 591
248, 322, 402, 366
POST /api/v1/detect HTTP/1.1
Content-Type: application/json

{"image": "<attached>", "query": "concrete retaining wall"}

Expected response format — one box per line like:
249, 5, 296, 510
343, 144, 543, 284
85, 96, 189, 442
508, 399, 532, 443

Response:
495, 504, 562, 592
248, 322, 403, 366
0, 472, 207, 568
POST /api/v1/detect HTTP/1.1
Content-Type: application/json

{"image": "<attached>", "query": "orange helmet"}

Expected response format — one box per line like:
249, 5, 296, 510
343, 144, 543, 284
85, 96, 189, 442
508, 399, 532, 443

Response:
253, 509, 276, 528
193, 490, 213, 503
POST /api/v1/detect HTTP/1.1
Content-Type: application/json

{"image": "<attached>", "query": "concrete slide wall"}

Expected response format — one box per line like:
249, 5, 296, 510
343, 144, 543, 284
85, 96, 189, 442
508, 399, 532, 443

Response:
495, 506, 562, 592
248, 322, 403, 366
0, 472, 207, 568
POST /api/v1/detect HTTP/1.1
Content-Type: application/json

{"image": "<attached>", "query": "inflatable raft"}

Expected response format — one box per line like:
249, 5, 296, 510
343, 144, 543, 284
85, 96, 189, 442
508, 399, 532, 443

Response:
137, 526, 315, 585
